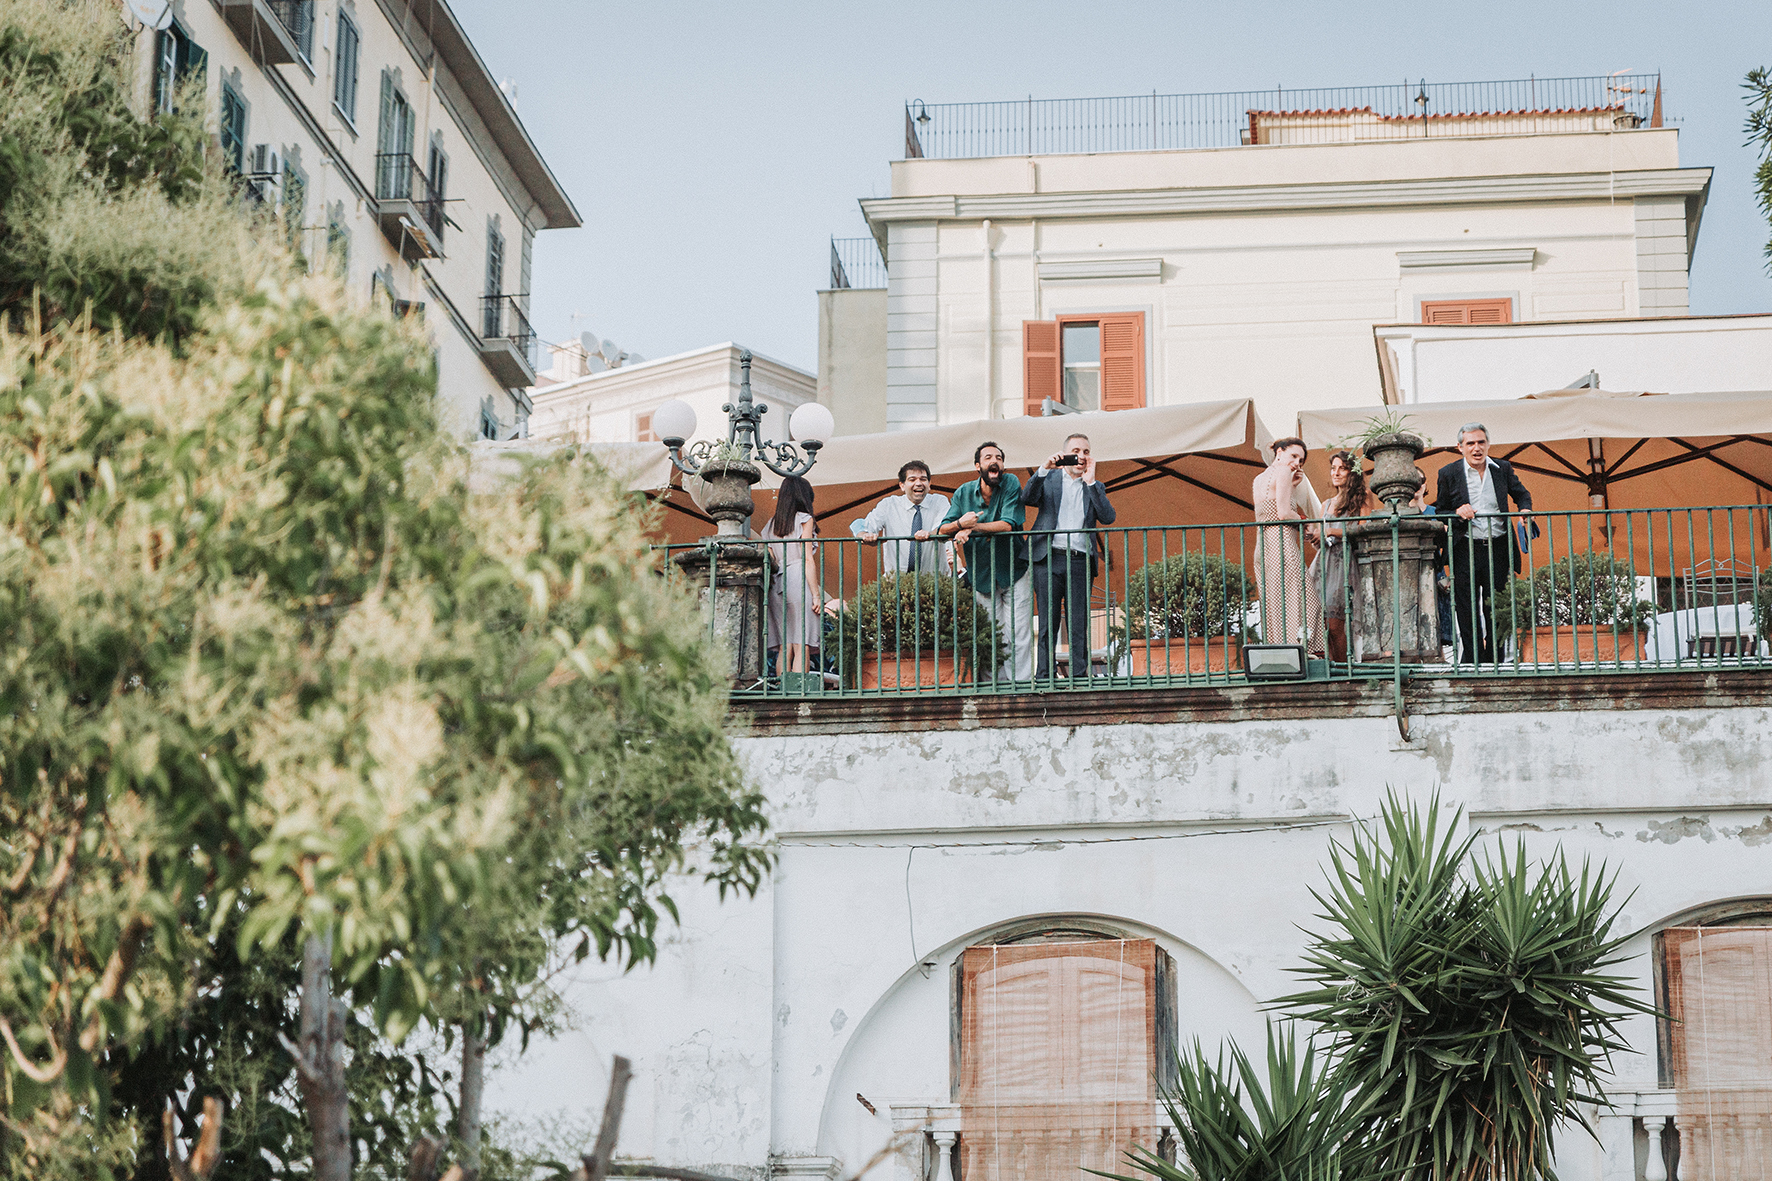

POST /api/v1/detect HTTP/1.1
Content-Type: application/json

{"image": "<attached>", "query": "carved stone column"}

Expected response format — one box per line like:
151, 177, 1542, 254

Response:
670, 458, 768, 688
1349, 512, 1446, 663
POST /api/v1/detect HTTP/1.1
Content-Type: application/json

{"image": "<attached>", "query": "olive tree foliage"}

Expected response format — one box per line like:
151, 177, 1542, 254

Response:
1748, 67, 1772, 273
0, 4, 769, 1176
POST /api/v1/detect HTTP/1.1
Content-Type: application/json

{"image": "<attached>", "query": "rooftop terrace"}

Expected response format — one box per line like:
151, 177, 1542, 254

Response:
902, 74, 1664, 160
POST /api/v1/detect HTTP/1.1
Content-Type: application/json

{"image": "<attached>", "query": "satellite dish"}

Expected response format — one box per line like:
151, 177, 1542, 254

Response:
625, 352, 645, 365
125, 0, 173, 29
578, 330, 600, 355
600, 339, 621, 359
584, 355, 607, 374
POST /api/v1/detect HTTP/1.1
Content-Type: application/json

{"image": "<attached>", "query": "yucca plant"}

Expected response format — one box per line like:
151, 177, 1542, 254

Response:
1278, 792, 1652, 1181
1108, 1023, 1354, 1181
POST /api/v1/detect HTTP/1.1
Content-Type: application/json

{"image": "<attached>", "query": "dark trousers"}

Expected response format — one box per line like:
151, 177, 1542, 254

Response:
1033, 550, 1094, 680
1449, 533, 1511, 664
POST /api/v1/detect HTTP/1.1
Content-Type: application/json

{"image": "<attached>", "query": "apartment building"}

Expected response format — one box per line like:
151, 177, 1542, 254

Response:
129, 0, 580, 438
820, 76, 1713, 434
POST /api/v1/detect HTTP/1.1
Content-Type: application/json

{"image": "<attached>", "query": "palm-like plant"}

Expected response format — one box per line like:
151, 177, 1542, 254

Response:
1278, 793, 1652, 1181
1108, 1023, 1352, 1181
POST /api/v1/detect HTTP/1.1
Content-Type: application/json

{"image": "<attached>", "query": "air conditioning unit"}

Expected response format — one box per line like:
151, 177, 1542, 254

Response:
248, 143, 281, 179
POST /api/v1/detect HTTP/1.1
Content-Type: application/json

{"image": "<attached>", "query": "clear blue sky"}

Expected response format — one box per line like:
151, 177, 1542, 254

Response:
458, 0, 1772, 374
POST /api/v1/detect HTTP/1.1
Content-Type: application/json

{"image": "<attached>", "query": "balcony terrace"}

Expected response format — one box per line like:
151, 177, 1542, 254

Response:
902, 73, 1664, 160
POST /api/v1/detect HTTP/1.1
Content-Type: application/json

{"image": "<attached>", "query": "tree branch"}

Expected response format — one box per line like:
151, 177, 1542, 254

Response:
0, 1015, 68, 1084
164, 1096, 224, 1181
79, 912, 150, 1053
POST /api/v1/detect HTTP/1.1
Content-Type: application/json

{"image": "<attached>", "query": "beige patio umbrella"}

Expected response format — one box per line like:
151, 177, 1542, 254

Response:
1297, 390, 1772, 580
634, 398, 1275, 566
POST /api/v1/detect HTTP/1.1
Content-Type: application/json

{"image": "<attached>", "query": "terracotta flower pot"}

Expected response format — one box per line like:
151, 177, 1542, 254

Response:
1522, 626, 1648, 666
1124, 637, 1238, 677
854, 652, 967, 689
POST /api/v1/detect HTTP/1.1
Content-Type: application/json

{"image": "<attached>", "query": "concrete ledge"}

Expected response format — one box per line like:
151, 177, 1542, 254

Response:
726, 669, 1772, 737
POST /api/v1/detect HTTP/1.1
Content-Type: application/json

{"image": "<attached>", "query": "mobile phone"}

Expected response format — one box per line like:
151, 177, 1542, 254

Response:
1055, 454, 1081, 466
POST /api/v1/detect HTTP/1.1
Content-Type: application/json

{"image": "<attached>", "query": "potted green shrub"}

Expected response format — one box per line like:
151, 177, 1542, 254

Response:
1123, 552, 1251, 676
834, 572, 1004, 689
1491, 551, 1653, 664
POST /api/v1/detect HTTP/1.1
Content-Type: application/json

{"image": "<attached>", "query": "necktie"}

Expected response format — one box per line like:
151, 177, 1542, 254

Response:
908, 505, 923, 571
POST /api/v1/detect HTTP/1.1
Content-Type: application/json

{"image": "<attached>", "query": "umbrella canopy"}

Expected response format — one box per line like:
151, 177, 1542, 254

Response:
1297, 390, 1772, 580
636, 399, 1275, 550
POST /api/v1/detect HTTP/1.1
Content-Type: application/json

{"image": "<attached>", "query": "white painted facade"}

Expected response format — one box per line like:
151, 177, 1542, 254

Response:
1373, 313, 1772, 404
527, 343, 816, 448
490, 685, 1772, 1181
850, 129, 1710, 435
128, 0, 579, 439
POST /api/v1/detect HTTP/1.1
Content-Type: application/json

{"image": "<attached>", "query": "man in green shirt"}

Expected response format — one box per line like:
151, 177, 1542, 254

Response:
939, 441, 1033, 681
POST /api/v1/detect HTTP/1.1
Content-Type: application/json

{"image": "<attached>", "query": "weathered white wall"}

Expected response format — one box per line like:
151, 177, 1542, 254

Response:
1377, 314, 1772, 403
489, 696, 1772, 1181
817, 289, 889, 436
859, 130, 1710, 433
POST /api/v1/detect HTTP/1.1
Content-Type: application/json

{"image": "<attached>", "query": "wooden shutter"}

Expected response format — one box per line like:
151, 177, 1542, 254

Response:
1663, 926, 1772, 1178
1023, 321, 1059, 417
377, 71, 395, 156
1098, 312, 1145, 411
1421, 298, 1512, 325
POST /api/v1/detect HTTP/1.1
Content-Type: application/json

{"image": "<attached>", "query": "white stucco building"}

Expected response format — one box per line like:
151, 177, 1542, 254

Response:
127, 0, 580, 439
528, 343, 816, 449
820, 77, 1713, 434
1373, 312, 1772, 403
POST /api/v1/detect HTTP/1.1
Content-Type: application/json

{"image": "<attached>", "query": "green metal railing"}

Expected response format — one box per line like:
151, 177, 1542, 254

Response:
653, 505, 1772, 699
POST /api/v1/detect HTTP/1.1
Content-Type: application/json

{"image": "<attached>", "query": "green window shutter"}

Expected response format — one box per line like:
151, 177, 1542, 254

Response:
377, 71, 394, 156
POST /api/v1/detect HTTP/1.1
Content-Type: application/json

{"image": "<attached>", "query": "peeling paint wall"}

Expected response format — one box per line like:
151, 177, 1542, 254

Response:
490, 702, 1772, 1181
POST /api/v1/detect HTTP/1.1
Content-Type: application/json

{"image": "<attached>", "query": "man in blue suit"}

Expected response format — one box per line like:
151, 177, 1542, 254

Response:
1433, 422, 1534, 664
1022, 433, 1117, 680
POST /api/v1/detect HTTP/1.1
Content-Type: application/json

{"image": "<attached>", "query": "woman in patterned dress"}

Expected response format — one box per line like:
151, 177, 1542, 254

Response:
1252, 437, 1322, 648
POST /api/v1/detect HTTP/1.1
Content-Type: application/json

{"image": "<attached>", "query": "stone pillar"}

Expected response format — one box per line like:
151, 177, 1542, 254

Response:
1349, 511, 1446, 663
671, 457, 768, 688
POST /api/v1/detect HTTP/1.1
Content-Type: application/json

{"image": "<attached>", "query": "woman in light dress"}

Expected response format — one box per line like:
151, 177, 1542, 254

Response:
1251, 437, 1322, 648
762, 475, 823, 675
1312, 450, 1380, 662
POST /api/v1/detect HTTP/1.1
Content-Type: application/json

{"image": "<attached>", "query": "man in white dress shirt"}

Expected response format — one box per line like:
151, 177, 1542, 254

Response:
850, 460, 951, 574
1432, 422, 1533, 665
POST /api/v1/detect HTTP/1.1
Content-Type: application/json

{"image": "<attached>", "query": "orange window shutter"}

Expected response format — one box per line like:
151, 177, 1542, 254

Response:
1023, 321, 1060, 417
1421, 299, 1512, 325
1098, 312, 1145, 411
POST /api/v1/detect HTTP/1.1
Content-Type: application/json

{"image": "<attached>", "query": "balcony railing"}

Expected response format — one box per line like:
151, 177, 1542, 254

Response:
480, 294, 533, 358
903, 74, 1663, 159
374, 153, 446, 259
829, 237, 887, 290
654, 504, 1771, 698
264, 0, 314, 61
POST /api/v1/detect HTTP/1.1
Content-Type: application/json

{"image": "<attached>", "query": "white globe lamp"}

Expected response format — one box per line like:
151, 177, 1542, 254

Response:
788, 401, 835, 446
651, 399, 698, 447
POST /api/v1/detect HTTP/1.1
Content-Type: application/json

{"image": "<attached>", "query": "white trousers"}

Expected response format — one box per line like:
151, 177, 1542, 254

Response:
975, 575, 1035, 682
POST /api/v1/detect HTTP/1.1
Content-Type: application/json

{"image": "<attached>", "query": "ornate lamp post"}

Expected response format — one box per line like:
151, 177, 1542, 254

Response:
654, 351, 835, 686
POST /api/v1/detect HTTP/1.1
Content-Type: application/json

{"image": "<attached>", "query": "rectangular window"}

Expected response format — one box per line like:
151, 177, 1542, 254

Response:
957, 939, 1169, 1181
281, 159, 307, 254
377, 74, 414, 196
325, 211, 350, 277
219, 85, 247, 174
1420, 298, 1513, 325
1024, 314, 1145, 415
153, 23, 206, 115
333, 13, 360, 125
482, 226, 505, 337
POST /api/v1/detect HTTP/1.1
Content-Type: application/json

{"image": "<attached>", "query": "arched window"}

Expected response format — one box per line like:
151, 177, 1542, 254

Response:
954, 928, 1175, 1181
1656, 901, 1772, 1178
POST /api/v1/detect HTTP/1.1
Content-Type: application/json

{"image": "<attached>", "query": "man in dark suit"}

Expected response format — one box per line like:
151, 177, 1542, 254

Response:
1022, 432, 1116, 680
1434, 422, 1533, 664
